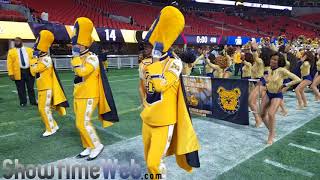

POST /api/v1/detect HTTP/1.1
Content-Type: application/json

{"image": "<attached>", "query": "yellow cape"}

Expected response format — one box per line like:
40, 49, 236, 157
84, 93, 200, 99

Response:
51, 65, 69, 116
166, 77, 200, 172
97, 61, 119, 127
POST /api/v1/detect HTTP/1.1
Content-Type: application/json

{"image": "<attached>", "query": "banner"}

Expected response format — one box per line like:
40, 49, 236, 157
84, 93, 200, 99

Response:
182, 76, 249, 125
183, 76, 212, 116
29, 23, 70, 41
210, 78, 249, 125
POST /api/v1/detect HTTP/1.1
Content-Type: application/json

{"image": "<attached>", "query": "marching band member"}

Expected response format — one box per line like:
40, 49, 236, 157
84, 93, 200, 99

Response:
30, 30, 69, 137
139, 44, 153, 106
70, 17, 119, 160
233, 46, 242, 76
261, 52, 301, 144
140, 6, 200, 179
295, 51, 315, 109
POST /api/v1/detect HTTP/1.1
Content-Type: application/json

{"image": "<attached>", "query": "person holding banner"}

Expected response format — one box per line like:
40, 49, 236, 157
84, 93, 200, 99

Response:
30, 30, 69, 137
70, 17, 119, 161
261, 52, 301, 145
141, 6, 200, 178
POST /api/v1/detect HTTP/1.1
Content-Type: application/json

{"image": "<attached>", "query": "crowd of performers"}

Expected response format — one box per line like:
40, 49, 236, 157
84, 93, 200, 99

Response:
6, 2, 320, 178
152, 36, 319, 145
6, 5, 200, 179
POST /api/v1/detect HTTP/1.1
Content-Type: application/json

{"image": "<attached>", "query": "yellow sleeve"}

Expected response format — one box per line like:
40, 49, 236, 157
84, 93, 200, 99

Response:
243, 61, 251, 67
30, 61, 47, 74
283, 69, 301, 87
30, 57, 52, 74
6, 50, 14, 76
148, 59, 182, 92
71, 56, 97, 77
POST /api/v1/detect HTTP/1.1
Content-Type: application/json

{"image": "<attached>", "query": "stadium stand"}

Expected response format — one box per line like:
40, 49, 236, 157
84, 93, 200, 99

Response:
0, 0, 319, 38
0, 9, 26, 21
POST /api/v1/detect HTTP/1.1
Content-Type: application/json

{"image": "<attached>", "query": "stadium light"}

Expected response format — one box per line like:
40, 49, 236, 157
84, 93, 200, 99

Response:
195, 0, 293, 11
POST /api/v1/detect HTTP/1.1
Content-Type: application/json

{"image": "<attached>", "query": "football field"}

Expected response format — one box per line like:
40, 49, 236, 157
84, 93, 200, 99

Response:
0, 69, 319, 179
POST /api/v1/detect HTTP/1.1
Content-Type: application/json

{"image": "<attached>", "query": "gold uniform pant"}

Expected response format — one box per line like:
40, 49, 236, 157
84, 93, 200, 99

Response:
38, 90, 57, 132
74, 98, 101, 149
142, 122, 174, 176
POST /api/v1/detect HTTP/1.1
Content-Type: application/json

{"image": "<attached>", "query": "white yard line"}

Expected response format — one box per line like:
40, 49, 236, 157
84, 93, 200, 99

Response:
288, 143, 320, 154
264, 159, 314, 178
11, 90, 17, 94
94, 126, 127, 140
0, 133, 17, 138
0, 85, 9, 88
306, 131, 320, 136
0, 122, 15, 127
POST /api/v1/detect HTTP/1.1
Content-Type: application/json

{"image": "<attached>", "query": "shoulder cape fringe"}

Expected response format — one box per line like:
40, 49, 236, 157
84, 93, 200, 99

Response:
52, 63, 69, 116
166, 75, 200, 172
98, 61, 119, 128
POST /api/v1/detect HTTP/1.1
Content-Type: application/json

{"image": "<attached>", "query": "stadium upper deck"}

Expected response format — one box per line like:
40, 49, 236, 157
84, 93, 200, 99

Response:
1, 0, 319, 38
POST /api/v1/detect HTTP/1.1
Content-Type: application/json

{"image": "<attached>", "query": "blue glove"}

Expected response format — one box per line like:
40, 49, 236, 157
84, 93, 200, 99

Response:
72, 46, 81, 57
33, 50, 40, 58
152, 42, 164, 59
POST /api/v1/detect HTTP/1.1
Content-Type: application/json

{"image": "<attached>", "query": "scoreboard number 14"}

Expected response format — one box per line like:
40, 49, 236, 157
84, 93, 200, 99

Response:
105, 29, 116, 41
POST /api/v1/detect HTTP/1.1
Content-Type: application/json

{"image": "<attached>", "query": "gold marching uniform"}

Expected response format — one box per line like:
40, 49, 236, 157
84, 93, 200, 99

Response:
7, 47, 33, 80
139, 58, 152, 102
141, 6, 200, 178
71, 17, 118, 150
30, 30, 69, 135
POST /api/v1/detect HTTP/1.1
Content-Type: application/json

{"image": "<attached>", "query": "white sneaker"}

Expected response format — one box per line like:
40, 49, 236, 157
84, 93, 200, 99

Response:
159, 160, 167, 180
76, 148, 91, 158
42, 128, 57, 137
87, 144, 104, 161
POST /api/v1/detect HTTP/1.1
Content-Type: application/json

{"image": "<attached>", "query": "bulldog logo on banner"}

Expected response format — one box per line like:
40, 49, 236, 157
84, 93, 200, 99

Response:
211, 78, 249, 125
217, 87, 241, 114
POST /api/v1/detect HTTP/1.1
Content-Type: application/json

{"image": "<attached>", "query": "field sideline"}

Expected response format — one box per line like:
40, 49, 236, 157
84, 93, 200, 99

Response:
0, 69, 319, 179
